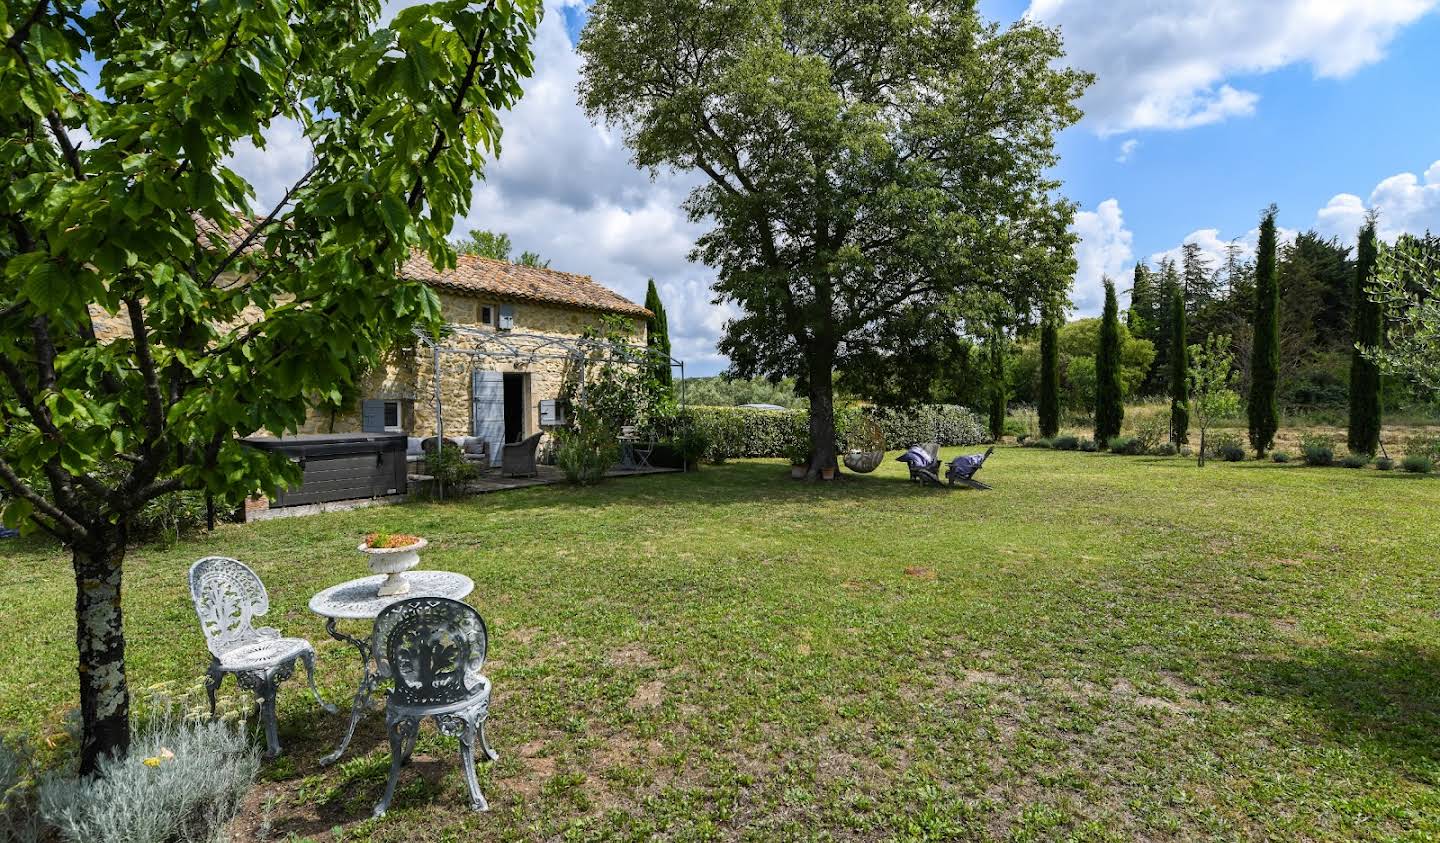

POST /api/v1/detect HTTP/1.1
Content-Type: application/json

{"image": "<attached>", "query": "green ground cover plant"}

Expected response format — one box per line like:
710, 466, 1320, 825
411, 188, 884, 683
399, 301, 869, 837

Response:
1402, 454, 1434, 474
3, 451, 1440, 839
1302, 435, 1337, 467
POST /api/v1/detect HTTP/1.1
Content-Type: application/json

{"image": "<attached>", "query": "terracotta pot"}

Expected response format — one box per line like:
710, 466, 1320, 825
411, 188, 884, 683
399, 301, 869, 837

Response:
820, 466, 836, 481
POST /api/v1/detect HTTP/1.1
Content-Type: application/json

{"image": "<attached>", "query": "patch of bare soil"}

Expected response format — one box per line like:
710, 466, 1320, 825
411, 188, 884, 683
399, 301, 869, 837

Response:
1110, 678, 1187, 713
627, 679, 665, 710
507, 626, 542, 645
608, 642, 659, 669
904, 566, 938, 580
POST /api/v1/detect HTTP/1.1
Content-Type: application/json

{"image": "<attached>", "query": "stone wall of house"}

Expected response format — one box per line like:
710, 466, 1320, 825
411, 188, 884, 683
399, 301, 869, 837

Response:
89, 290, 648, 444
296, 343, 420, 434
305, 292, 647, 443
412, 293, 646, 441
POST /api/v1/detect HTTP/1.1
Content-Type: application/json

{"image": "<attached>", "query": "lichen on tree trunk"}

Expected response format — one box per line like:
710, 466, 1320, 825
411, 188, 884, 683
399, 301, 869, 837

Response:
72, 531, 130, 775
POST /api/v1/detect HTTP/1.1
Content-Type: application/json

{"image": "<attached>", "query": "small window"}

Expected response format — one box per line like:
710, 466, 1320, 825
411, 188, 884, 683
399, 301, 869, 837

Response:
382, 400, 402, 432
480, 305, 494, 326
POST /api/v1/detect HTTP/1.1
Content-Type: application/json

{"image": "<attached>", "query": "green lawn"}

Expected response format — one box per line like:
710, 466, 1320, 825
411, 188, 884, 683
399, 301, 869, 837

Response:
4, 449, 1440, 840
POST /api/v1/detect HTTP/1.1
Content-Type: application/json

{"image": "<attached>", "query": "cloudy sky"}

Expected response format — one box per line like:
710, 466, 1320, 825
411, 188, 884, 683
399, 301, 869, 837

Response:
235, 0, 1440, 374
1005, 0, 1440, 316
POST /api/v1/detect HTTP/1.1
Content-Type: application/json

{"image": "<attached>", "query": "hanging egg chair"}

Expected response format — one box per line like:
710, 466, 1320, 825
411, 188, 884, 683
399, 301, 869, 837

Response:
842, 415, 886, 473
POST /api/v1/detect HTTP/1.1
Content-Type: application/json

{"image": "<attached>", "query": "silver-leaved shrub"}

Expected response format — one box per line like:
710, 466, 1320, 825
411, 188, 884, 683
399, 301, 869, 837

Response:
38, 710, 258, 843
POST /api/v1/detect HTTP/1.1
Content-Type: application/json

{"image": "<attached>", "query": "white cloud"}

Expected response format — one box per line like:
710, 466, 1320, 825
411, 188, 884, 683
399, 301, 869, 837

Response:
1070, 199, 1133, 315
225, 117, 310, 214
1148, 228, 1232, 269
1315, 160, 1440, 245
451, 4, 731, 373
1149, 224, 1299, 272
1315, 194, 1369, 243
1025, 0, 1438, 135
1116, 139, 1139, 163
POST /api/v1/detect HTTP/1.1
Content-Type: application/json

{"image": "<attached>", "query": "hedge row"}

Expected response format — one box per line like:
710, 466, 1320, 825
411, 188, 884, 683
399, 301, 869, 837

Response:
864, 405, 989, 451
684, 405, 987, 462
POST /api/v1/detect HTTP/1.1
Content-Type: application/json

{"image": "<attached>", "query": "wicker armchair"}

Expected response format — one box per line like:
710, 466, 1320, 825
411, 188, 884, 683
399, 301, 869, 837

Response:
502, 432, 543, 478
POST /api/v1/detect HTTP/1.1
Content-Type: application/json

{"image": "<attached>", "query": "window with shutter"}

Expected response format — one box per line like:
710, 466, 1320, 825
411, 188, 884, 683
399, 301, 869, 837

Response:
361, 399, 386, 433
498, 303, 515, 330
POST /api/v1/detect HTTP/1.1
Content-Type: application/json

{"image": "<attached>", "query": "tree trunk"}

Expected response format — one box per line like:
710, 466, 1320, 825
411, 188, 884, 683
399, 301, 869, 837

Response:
806, 345, 837, 481
72, 528, 130, 775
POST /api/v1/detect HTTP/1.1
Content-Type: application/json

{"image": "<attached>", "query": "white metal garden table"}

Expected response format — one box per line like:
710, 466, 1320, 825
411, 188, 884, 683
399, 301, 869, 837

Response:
309, 570, 475, 765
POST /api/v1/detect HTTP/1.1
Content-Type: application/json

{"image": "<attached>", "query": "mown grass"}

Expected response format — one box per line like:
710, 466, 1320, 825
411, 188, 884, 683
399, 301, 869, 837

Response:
4, 448, 1440, 840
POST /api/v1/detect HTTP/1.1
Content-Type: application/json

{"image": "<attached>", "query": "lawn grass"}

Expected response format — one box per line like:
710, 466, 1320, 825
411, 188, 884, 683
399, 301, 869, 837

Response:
4, 448, 1440, 840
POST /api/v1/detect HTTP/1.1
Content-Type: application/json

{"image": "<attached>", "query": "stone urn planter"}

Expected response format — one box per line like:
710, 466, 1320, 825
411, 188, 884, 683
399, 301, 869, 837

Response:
358, 534, 428, 597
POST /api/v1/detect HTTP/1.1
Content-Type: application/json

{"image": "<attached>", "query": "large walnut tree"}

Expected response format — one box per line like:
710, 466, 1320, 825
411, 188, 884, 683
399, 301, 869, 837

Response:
579, 0, 1088, 474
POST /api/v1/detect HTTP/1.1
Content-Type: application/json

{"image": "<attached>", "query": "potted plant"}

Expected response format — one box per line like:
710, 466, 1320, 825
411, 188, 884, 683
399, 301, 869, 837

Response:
358, 532, 427, 596
784, 441, 809, 479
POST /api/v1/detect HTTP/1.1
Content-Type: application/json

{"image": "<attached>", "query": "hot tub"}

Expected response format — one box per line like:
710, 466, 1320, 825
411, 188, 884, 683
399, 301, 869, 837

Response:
241, 433, 408, 508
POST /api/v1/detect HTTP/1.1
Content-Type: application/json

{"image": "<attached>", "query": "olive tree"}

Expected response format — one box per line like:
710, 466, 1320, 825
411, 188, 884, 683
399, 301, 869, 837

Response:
1366, 238, 1440, 395
1188, 334, 1241, 468
578, 0, 1088, 477
0, 0, 540, 773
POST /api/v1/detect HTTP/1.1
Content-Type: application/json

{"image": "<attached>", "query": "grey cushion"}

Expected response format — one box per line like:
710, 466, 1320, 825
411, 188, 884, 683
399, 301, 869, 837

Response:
407, 437, 425, 456
462, 437, 488, 456
420, 436, 461, 453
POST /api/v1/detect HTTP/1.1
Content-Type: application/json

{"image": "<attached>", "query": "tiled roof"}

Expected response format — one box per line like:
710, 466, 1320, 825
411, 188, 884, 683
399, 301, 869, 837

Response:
400, 252, 650, 318
194, 213, 263, 255
194, 215, 648, 318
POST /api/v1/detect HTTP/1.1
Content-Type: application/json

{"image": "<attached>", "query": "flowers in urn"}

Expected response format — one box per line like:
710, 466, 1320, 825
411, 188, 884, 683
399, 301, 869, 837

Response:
358, 532, 427, 597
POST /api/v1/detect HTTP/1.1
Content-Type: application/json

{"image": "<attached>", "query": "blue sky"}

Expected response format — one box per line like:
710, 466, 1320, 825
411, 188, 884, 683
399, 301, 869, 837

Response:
240, 0, 1440, 375
1029, 6, 1440, 287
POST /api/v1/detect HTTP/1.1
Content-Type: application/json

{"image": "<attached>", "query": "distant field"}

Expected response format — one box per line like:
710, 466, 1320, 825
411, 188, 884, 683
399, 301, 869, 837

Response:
1053, 400, 1440, 457
4, 450, 1439, 839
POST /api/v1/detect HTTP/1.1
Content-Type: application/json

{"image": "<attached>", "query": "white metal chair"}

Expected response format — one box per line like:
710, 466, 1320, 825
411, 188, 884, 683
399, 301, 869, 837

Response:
372, 596, 496, 817
632, 430, 657, 470
188, 557, 334, 757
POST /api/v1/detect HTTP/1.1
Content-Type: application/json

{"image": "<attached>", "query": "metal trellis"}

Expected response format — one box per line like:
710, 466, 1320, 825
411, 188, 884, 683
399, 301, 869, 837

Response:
412, 326, 688, 499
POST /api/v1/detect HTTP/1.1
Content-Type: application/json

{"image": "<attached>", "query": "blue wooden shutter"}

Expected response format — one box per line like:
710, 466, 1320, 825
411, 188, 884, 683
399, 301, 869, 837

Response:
471, 371, 505, 465
361, 399, 386, 433
498, 303, 515, 331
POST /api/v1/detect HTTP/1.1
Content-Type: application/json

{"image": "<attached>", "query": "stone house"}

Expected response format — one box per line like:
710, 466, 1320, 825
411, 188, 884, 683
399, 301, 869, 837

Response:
298, 251, 650, 461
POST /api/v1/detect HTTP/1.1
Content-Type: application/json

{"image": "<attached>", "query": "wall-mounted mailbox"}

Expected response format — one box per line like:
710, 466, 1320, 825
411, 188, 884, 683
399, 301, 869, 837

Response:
539, 399, 568, 426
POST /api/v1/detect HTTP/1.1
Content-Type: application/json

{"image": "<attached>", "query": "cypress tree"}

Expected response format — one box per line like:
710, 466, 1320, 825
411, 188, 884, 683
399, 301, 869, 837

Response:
643, 279, 674, 395
1248, 205, 1280, 457
1168, 285, 1189, 445
1348, 217, 1382, 455
1094, 278, 1124, 444
987, 327, 1006, 441
1127, 262, 1154, 339
1038, 303, 1060, 439
1146, 258, 1181, 394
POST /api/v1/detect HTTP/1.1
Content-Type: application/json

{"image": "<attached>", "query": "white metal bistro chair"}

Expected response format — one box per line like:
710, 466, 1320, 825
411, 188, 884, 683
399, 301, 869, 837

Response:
188, 557, 334, 757
372, 596, 496, 817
